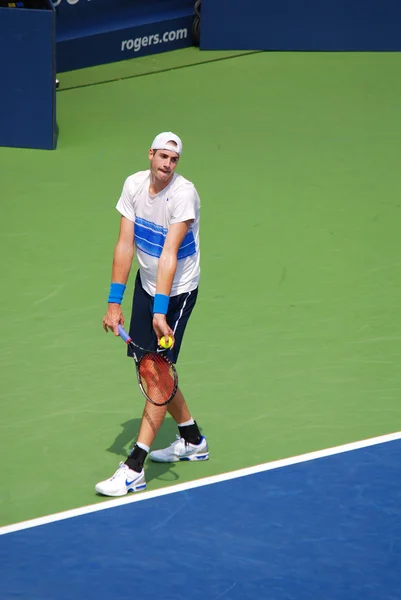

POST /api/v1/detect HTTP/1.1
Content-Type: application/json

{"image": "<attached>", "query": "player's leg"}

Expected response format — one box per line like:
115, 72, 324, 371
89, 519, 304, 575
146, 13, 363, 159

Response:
167, 387, 191, 424
149, 288, 209, 463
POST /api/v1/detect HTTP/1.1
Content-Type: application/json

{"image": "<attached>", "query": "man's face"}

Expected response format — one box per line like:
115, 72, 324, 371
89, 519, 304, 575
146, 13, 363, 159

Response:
149, 148, 179, 183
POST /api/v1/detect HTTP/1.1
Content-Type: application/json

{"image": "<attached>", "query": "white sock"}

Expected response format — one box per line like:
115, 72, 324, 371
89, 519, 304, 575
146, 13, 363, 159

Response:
136, 441, 150, 453
178, 417, 195, 427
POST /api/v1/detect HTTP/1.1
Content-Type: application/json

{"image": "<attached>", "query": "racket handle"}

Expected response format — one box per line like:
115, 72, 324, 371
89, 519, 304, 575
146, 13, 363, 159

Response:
118, 325, 131, 343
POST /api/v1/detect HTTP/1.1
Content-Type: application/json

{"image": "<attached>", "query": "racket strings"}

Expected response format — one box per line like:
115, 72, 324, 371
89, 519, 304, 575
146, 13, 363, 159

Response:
138, 354, 176, 405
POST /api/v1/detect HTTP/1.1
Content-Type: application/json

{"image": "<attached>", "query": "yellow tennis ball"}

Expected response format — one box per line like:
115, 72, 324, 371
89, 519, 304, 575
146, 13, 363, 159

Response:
160, 336, 173, 349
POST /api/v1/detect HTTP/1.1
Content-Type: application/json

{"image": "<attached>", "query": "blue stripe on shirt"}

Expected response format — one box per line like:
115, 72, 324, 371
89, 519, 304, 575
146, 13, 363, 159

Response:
135, 217, 196, 260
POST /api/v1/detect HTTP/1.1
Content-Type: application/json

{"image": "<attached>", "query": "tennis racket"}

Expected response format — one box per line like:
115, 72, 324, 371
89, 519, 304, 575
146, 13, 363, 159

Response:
118, 325, 178, 406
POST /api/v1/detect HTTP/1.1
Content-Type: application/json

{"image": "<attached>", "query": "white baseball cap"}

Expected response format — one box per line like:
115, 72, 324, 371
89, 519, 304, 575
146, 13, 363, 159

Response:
151, 131, 182, 156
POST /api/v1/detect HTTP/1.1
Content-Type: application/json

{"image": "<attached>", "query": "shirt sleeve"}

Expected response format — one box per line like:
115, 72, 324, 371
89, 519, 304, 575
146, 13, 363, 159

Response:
169, 184, 199, 224
116, 177, 136, 222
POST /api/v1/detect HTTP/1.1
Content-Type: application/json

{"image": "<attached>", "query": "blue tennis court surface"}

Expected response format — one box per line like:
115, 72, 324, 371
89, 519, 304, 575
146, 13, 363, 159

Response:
1, 435, 401, 600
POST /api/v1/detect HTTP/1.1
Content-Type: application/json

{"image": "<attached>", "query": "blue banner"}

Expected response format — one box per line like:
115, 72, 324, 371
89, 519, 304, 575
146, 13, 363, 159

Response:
56, 15, 193, 72
201, 0, 401, 51
54, 0, 195, 71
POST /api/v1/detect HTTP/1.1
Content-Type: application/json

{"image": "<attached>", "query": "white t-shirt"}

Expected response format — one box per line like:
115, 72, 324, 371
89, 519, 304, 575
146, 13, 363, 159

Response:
116, 170, 200, 297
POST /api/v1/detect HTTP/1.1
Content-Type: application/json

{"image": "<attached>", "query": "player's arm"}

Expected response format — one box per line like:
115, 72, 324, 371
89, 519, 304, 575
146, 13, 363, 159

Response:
152, 220, 193, 343
111, 216, 135, 283
103, 216, 135, 335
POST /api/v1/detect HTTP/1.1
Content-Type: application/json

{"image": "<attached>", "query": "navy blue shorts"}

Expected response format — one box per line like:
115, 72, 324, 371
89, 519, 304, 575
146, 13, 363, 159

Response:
127, 270, 198, 364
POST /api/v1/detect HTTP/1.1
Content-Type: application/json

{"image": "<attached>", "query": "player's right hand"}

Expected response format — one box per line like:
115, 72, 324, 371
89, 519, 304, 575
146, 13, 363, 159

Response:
103, 304, 124, 335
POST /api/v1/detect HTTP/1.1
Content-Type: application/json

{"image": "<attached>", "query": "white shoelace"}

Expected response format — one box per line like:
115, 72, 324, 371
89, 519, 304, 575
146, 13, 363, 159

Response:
111, 463, 128, 480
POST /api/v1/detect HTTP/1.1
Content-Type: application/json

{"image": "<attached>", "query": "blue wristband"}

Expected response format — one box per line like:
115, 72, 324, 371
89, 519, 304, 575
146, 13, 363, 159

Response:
153, 293, 169, 315
108, 282, 126, 304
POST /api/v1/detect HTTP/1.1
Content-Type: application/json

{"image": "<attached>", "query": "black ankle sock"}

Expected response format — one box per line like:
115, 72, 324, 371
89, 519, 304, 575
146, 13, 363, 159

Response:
125, 444, 148, 473
178, 421, 202, 445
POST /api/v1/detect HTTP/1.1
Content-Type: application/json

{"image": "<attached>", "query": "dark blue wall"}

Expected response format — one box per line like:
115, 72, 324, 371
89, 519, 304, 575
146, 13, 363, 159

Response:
201, 0, 401, 51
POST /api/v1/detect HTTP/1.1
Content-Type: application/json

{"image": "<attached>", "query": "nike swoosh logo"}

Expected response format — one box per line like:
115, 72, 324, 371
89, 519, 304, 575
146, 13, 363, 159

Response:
126, 478, 137, 486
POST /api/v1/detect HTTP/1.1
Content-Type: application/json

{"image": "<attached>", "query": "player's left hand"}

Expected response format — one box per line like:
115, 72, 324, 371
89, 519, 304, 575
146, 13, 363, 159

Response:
152, 314, 175, 348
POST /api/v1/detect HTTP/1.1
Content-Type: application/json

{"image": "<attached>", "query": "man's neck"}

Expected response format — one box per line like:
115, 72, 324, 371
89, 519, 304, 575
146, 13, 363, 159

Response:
149, 173, 174, 196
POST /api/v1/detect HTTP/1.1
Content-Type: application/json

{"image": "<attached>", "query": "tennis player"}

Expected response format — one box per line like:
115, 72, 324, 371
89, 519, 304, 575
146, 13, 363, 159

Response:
95, 132, 209, 496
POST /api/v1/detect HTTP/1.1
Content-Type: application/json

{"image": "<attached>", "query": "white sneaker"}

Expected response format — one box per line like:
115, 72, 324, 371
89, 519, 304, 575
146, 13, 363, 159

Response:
95, 462, 146, 497
149, 435, 209, 463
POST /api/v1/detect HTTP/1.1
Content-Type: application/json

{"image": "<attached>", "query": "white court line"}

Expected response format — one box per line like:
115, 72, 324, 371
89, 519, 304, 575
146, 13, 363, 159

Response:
1, 430, 401, 537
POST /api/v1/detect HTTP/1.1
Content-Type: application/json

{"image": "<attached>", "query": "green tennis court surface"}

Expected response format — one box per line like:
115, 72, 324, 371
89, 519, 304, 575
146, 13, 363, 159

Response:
1, 50, 401, 527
